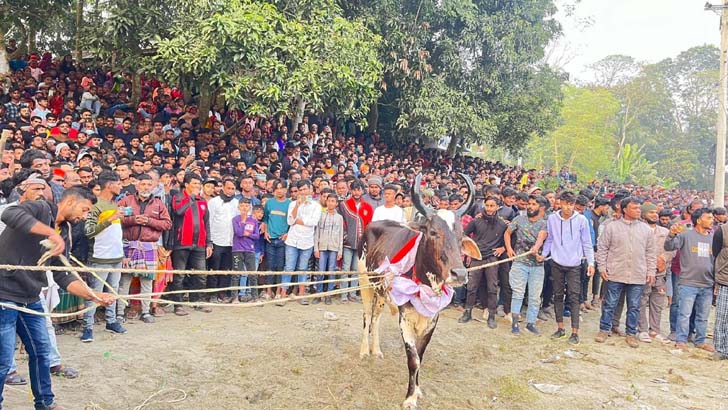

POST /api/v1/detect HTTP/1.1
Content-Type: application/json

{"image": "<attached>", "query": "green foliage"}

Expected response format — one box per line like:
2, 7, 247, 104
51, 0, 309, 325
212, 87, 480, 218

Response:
149, 0, 381, 124
616, 143, 658, 185
524, 85, 620, 181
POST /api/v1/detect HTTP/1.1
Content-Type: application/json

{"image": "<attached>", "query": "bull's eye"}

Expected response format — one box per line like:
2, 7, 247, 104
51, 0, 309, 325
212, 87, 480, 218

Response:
429, 230, 438, 237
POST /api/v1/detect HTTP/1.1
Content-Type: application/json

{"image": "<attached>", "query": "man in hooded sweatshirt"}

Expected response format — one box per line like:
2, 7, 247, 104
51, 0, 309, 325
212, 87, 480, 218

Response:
542, 191, 594, 345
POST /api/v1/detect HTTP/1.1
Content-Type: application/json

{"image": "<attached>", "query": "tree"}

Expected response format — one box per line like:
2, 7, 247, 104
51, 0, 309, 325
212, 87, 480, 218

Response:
150, 0, 382, 131
524, 85, 620, 181
339, 0, 564, 151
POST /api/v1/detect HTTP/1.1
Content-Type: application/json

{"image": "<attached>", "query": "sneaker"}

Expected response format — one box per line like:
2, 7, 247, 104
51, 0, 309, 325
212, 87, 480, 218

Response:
193, 305, 212, 313
543, 305, 555, 318
625, 335, 639, 348
496, 305, 505, 317
324, 296, 332, 305
116, 315, 126, 324
348, 294, 362, 303
81, 327, 94, 343
311, 297, 322, 305
239, 295, 254, 303
105, 322, 127, 334
696, 343, 716, 353
537, 309, 550, 321
563, 308, 571, 318
668, 331, 676, 342
298, 298, 310, 306
550, 328, 566, 339
140, 313, 155, 324
340, 295, 349, 304
526, 323, 540, 336
595, 331, 609, 343
638, 332, 652, 343
568, 333, 580, 345
511, 322, 521, 335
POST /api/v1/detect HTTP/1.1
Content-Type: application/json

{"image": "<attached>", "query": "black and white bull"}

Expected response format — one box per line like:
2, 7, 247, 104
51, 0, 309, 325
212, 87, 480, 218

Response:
358, 173, 481, 409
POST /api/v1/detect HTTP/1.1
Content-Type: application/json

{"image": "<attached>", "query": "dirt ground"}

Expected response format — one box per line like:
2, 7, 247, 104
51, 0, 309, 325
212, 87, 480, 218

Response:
4, 302, 728, 410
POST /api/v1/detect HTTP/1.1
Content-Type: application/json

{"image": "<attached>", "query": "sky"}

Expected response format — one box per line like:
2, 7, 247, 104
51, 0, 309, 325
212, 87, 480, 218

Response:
558, 0, 721, 82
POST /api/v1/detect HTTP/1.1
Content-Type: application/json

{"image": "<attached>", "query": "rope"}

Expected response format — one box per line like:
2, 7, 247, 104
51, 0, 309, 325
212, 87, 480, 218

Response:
465, 251, 536, 271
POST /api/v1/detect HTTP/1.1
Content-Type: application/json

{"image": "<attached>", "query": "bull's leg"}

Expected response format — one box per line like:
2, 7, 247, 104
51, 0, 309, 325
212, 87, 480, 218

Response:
370, 292, 386, 358
414, 314, 439, 399
399, 308, 421, 410
359, 264, 374, 359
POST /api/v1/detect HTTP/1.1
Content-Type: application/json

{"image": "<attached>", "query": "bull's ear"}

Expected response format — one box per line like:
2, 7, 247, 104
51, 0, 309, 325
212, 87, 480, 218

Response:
461, 237, 482, 260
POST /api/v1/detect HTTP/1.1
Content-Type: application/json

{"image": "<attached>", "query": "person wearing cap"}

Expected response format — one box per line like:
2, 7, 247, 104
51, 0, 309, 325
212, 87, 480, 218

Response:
713, 207, 727, 229
202, 178, 217, 202
595, 197, 657, 348
636, 202, 673, 343
362, 176, 384, 209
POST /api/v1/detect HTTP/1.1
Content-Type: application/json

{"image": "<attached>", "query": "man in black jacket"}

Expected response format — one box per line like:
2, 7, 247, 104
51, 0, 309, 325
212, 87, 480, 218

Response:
0, 186, 115, 410
459, 197, 508, 328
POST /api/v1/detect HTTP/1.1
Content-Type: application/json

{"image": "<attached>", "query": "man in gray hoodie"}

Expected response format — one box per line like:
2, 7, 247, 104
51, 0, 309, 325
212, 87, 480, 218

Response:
542, 191, 594, 345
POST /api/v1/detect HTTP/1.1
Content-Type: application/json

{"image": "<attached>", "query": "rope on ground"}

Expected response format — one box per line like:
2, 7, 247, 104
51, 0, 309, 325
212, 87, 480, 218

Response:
132, 388, 188, 410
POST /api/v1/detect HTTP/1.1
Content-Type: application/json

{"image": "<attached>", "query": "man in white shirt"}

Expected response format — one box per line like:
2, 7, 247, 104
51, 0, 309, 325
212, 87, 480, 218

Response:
207, 178, 240, 302
372, 184, 406, 225
281, 180, 321, 306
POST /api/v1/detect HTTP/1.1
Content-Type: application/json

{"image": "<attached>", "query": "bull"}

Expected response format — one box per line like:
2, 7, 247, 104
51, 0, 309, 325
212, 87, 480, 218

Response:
357, 173, 482, 409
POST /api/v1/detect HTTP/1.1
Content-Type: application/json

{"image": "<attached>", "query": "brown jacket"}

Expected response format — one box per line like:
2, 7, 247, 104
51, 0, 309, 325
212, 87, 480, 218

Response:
596, 218, 657, 285
118, 194, 172, 243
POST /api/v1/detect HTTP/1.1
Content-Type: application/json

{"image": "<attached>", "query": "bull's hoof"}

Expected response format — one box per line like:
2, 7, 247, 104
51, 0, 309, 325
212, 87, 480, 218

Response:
372, 350, 384, 359
359, 350, 370, 360
402, 396, 418, 410
416, 387, 424, 398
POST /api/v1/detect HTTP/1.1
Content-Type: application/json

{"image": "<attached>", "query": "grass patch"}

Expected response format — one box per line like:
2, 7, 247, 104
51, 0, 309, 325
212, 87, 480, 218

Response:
495, 376, 537, 404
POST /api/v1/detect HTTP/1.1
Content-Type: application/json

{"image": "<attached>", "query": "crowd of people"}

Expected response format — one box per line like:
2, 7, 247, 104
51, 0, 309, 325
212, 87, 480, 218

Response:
0, 50, 726, 410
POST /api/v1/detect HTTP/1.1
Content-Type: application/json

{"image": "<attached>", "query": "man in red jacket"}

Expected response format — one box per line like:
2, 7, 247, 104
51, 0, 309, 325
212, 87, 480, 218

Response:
117, 174, 172, 323
338, 180, 373, 303
166, 173, 212, 316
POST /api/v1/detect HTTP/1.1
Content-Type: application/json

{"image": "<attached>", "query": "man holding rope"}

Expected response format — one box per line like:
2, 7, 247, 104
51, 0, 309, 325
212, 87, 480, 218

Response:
0, 186, 116, 410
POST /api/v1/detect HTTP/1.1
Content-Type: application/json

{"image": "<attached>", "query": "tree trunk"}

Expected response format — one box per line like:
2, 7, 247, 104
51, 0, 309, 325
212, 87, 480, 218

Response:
74, 0, 84, 61
198, 81, 213, 130
291, 97, 306, 136
130, 71, 142, 109
0, 35, 9, 76
446, 134, 459, 157
367, 101, 379, 134
27, 25, 36, 53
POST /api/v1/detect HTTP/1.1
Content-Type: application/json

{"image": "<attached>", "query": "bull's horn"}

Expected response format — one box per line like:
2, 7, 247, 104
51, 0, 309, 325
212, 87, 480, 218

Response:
411, 173, 434, 218
454, 173, 475, 219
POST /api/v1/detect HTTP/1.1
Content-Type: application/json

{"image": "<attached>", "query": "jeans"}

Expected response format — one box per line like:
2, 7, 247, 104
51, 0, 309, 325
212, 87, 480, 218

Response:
232, 251, 257, 298
315, 250, 338, 293
265, 238, 286, 285
340, 247, 359, 297
0, 300, 55, 409
282, 245, 313, 286
509, 262, 545, 324
669, 270, 679, 332
676, 285, 712, 345
83, 262, 122, 329
169, 249, 207, 303
599, 281, 643, 335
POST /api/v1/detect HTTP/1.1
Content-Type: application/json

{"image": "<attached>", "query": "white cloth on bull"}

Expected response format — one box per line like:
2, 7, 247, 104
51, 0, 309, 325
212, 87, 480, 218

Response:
375, 232, 454, 318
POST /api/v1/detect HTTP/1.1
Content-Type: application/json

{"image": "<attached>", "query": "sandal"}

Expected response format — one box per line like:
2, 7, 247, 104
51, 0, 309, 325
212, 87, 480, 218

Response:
50, 365, 79, 379
152, 306, 166, 317
5, 371, 27, 385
